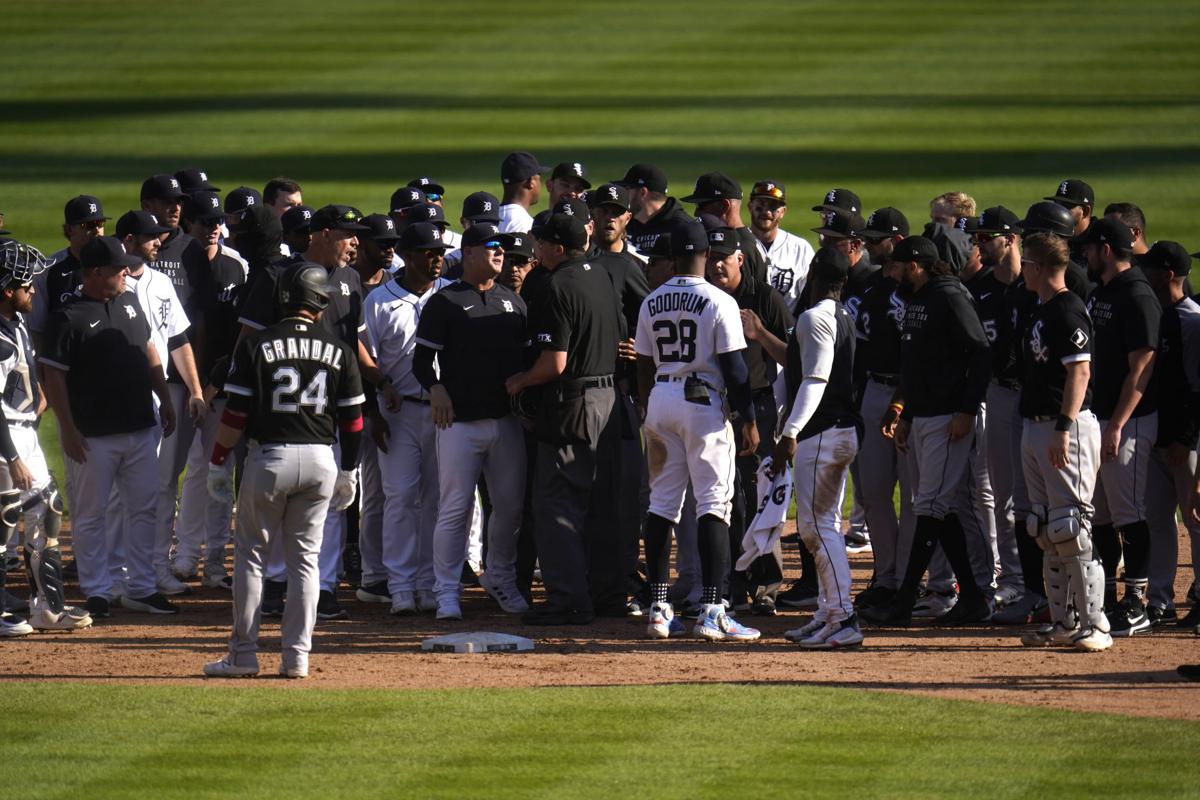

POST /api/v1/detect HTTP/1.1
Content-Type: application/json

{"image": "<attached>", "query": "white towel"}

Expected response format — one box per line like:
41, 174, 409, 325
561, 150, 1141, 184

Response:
735, 457, 792, 571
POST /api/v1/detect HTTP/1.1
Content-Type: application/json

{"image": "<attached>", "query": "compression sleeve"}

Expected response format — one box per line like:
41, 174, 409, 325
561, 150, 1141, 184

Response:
717, 350, 755, 423
338, 407, 363, 470
780, 377, 828, 439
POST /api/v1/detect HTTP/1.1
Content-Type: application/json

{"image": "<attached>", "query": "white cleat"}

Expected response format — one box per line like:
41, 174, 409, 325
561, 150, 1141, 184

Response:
202, 657, 259, 678
784, 618, 826, 643
29, 600, 93, 631
1073, 627, 1113, 652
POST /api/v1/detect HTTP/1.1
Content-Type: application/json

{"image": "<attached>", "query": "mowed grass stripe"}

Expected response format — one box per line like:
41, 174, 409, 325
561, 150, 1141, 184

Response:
3, 683, 1198, 799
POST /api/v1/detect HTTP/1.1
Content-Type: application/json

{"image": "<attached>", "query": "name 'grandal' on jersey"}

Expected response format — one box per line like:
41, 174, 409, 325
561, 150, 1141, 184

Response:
259, 335, 346, 368
645, 291, 709, 316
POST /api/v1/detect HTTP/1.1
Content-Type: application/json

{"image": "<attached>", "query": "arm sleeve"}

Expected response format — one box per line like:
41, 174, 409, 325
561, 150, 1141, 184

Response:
780, 379, 828, 439
336, 347, 366, 470
718, 350, 755, 422
222, 336, 256, 411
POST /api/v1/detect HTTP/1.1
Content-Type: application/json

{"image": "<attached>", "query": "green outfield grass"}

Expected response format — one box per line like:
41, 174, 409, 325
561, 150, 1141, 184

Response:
1, 683, 1196, 799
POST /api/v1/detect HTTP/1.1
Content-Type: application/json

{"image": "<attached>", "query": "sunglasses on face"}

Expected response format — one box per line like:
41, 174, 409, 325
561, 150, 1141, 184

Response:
79, 220, 104, 231
425, 193, 442, 202
974, 232, 1002, 243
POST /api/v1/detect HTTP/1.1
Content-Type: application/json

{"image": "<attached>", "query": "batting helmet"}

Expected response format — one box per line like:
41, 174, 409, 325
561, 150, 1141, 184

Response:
0, 240, 48, 291
278, 262, 330, 313
1017, 201, 1075, 238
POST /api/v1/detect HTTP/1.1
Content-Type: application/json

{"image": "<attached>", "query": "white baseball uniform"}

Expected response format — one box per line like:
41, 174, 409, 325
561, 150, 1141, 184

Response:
756, 229, 813, 314
498, 204, 534, 234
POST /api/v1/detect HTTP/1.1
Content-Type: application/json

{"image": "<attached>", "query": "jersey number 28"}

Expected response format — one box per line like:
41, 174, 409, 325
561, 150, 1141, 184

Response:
653, 319, 697, 363
271, 367, 328, 415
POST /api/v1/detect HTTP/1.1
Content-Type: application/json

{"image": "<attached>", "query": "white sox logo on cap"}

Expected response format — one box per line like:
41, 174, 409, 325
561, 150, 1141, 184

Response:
607, 186, 618, 200
573, 162, 583, 176
1059, 181, 1070, 196
826, 190, 837, 203
200, 171, 208, 181
170, 178, 180, 189
562, 205, 574, 216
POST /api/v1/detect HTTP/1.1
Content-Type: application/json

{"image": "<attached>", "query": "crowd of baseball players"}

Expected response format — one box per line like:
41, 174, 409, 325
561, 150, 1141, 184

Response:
0, 155, 1197, 681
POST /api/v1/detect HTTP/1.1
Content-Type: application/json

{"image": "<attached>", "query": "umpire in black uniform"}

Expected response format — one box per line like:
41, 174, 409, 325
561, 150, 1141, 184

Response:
506, 213, 621, 624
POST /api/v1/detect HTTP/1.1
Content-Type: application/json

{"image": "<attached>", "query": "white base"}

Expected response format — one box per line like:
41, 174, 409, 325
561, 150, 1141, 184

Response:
420, 631, 535, 654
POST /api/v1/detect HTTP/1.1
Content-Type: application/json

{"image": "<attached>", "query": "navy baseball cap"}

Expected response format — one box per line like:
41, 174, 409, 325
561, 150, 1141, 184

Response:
550, 161, 591, 189
861, 207, 909, 241
890, 235, 938, 266
174, 167, 219, 194
706, 226, 741, 257
461, 191, 501, 224
64, 195, 108, 225
532, 214, 587, 249
398, 222, 451, 251
390, 186, 427, 214
80, 236, 142, 270
750, 180, 786, 203
1045, 179, 1094, 208
462, 223, 505, 248
1139, 240, 1190, 275
812, 188, 861, 215
809, 247, 851, 283
670, 219, 710, 257
225, 186, 262, 216
812, 208, 866, 239
681, 172, 742, 204
974, 206, 1020, 235
616, 163, 668, 194
360, 213, 401, 245
588, 183, 631, 212
406, 203, 446, 226
501, 151, 548, 184
281, 205, 315, 233
116, 210, 172, 238
140, 174, 185, 201
407, 177, 445, 197
183, 191, 225, 223
309, 204, 369, 232
1073, 217, 1134, 250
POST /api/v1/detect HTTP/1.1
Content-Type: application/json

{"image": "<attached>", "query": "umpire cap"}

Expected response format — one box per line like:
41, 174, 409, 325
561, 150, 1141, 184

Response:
278, 262, 331, 313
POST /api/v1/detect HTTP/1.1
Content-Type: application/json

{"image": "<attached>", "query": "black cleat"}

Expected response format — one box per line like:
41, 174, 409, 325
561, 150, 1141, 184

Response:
85, 596, 110, 619
317, 590, 349, 621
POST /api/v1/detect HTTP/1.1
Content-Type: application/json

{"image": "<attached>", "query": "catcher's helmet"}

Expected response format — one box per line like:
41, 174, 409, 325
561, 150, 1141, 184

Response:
0, 240, 48, 291
1017, 201, 1075, 238
278, 262, 330, 313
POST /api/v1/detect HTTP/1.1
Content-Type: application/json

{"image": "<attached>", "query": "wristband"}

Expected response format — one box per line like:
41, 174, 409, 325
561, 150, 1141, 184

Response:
1054, 414, 1074, 432
211, 442, 232, 466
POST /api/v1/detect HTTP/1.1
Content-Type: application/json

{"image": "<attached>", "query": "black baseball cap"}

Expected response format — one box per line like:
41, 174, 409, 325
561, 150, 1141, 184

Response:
462, 191, 501, 224
706, 226, 741, 257
281, 205, 315, 233
954, 215, 980, 234
890, 235, 939, 266
812, 208, 866, 239
670, 219, 709, 257
616, 164, 668, 194
1045, 179, 1095, 208
64, 195, 108, 225
809, 247, 851, 283
497, 232, 533, 260
750, 180, 786, 203
646, 234, 673, 260
174, 167, 219, 194
974, 206, 1020, 235
462, 223, 506, 248
550, 161, 591, 189
501, 151, 548, 184
360, 213, 401, 245
309, 204, 369, 232
406, 204, 446, 226
861, 207, 909, 241
1139, 240, 1190, 275
116, 210, 172, 238
1073, 217, 1134, 250
551, 197, 589, 219
183, 191, 225, 223
812, 188, 861, 215
588, 183, 631, 212
681, 172, 743, 204
140, 174, 185, 202
695, 212, 726, 231
225, 186, 261, 216
390, 186, 427, 213
532, 213, 588, 249
80, 236, 142, 270
398, 222, 451, 251
407, 177, 445, 197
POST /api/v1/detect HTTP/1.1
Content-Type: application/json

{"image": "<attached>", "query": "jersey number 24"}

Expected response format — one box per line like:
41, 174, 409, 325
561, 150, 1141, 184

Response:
271, 367, 329, 415
653, 319, 697, 363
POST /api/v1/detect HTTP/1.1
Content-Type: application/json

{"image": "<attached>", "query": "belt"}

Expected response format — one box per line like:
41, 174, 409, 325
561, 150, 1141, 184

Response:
656, 375, 682, 383
1029, 408, 1090, 423
869, 373, 900, 387
402, 395, 430, 405
576, 375, 614, 389
12, 419, 37, 428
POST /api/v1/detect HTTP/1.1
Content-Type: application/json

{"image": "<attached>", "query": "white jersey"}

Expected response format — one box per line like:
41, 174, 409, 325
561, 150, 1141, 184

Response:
363, 275, 452, 398
755, 229, 814, 313
498, 203, 534, 234
0, 313, 40, 424
125, 267, 190, 378
634, 275, 745, 389
442, 229, 463, 249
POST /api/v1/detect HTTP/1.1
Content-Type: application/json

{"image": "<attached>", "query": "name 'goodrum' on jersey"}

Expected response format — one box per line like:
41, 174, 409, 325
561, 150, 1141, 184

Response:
646, 291, 709, 317
260, 336, 345, 368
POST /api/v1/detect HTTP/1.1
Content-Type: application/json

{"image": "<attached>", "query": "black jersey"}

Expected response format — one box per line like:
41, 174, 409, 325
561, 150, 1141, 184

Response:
963, 266, 1007, 351
224, 318, 364, 445
1066, 258, 1093, 301
43, 252, 83, 324
730, 269, 792, 392
519, 265, 553, 313
414, 282, 528, 421
1086, 267, 1161, 420
41, 292, 156, 437
587, 247, 650, 338
1150, 297, 1200, 448
1020, 290, 1093, 419
783, 298, 862, 441
994, 277, 1038, 386
238, 257, 365, 352
626, 197, 692, 256
531, 257, 621, 379
198, 250, 248, 388
854, 271, 904, 381
899, 275, 991, 419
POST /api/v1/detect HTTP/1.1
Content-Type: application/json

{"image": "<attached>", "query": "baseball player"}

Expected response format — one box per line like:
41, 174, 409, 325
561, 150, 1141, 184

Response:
361, 223, 451, 615
30, 195, 108, 356
774, 247, 864, 649
859, 236, 992, 627
0, 241, 92, 632
748, 180, 814, 317
928, 192, 976, 227
634, 219, 761, 641
618, 164, 693, 257
499, 151, 548, 233
1081, 218, 1160, 636
203, 263, 364, 679
413, 224, 530, 619
547, 162, 591, 207
1016, 232, 1109, 651
263, 177, 303, 218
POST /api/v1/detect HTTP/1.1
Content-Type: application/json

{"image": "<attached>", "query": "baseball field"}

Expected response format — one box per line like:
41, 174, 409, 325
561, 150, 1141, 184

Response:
3, 0, 1200, 796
